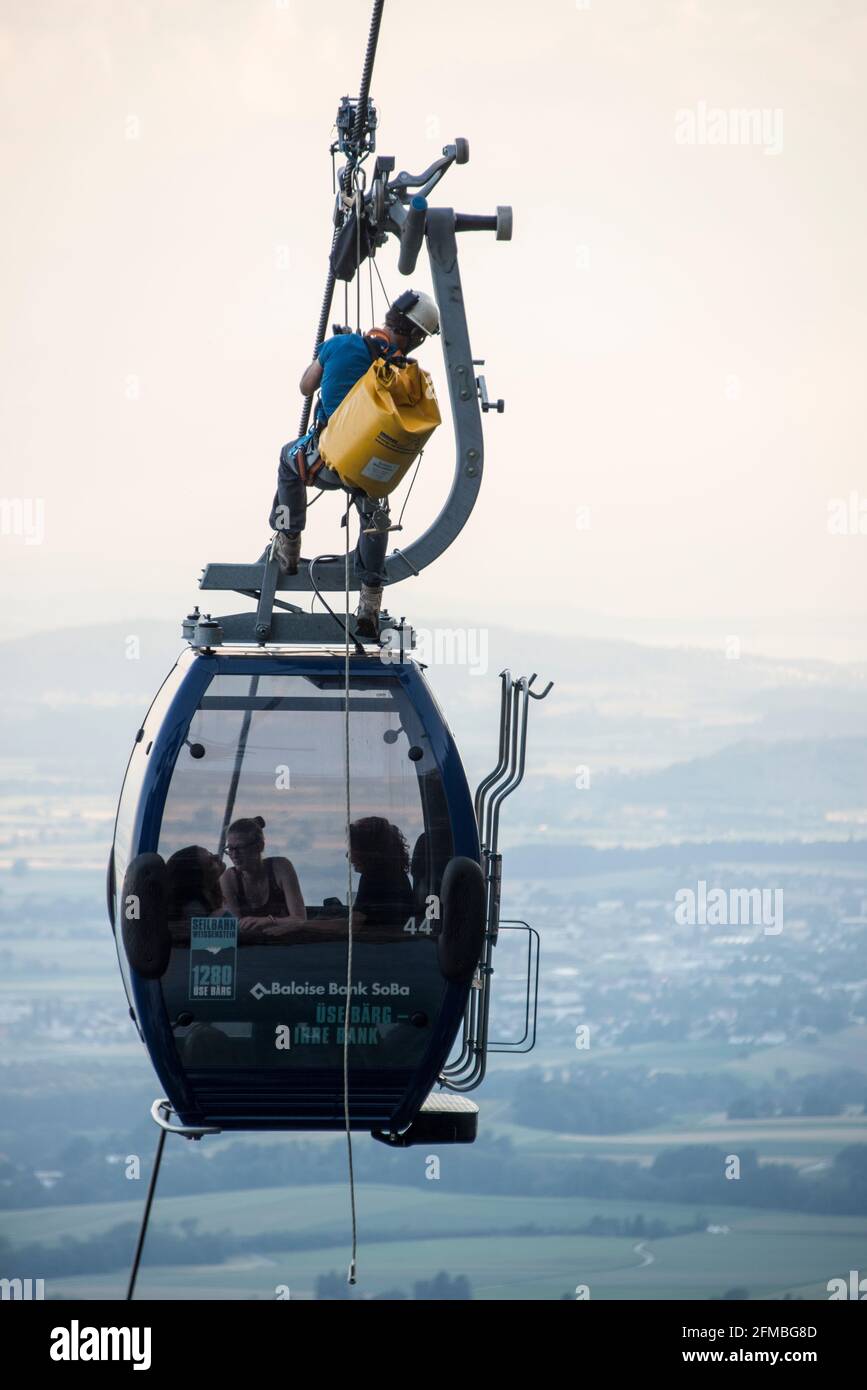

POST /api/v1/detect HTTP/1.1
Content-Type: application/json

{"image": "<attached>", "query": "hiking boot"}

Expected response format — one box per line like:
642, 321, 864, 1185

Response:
355, 582, 383, 640
274, 531, 301, 576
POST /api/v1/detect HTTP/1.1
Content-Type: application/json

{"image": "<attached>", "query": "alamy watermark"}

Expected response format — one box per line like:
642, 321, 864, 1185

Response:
1, 1277, 44, 1299
50, 1323, 151, 1370
675, 102, 784, 156
0, 497, 44, 546
827, 1270, 866, 1299
674, 880, 783, 935
827, 491, 867, 536
381, 626, 488, 675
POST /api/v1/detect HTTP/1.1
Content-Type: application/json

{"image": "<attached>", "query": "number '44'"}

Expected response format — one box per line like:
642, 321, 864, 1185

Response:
403, 917, 432, 935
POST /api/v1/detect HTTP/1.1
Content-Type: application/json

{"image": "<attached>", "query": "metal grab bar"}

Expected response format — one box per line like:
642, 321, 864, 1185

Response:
442, 672, 552, 1091
487, 922, 540, 1053
473, 669, 512, 827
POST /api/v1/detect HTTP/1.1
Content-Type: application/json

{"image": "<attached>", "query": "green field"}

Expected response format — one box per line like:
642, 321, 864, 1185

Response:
4, 864, 866, 1300
523, 1023, 867, 1078
483, 1103, 867, 1165
7, 1184, 867, 1302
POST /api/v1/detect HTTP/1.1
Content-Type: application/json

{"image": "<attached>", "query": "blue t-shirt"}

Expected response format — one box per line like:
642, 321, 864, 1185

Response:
316, 333, 375, 422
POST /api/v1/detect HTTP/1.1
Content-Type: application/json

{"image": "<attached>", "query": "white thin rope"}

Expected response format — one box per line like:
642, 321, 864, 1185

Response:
343, 492, 358, 1285
371, 254, 390, 311
395, 447, 425, 530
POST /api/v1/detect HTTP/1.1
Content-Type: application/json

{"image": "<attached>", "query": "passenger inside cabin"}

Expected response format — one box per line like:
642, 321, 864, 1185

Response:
349, 816, 414, 930
166, 845, 226, 943
220, 815, 307, 936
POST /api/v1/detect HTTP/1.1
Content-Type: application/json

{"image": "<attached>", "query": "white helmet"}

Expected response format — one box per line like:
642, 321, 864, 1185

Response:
391, 289, 440, 342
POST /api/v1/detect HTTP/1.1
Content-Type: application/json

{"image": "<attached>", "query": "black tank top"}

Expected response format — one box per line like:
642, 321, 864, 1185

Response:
232, 858, 290, 917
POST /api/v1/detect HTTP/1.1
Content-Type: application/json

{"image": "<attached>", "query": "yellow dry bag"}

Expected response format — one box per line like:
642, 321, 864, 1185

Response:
319, 356, 441, 498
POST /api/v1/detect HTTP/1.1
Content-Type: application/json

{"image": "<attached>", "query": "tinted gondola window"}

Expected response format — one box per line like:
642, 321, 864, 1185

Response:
112, 665, 181, 1004
156, 672, 453, 1071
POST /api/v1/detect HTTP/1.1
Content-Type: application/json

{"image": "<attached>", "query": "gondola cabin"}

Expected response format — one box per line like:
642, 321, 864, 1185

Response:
108, 648, 485, 1138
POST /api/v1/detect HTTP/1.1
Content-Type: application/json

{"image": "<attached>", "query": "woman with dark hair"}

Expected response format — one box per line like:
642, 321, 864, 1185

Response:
219, 815, 306, 935
166, 845, 225, 919
165, 845, 226, 945
349, 816, 414, 930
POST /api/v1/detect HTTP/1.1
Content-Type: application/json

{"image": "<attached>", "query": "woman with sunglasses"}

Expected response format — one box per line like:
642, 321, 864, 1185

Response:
220, 815, 306, 937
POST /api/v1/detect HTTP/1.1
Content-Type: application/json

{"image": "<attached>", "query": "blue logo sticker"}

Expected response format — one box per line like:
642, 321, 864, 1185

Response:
189, 916, 238, 1001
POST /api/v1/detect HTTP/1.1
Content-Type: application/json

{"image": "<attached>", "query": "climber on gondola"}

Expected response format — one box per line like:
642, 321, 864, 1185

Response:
269, 289, 440, 639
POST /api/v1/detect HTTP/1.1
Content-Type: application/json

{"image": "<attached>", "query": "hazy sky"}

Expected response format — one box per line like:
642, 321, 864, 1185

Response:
2, 0, 866, 655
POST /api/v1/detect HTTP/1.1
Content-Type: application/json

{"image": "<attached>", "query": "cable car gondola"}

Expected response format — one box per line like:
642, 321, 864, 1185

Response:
109, 646, 486, 1138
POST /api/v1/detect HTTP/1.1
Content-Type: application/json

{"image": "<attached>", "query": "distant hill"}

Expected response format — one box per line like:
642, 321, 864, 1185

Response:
0, 620, 184, 785
592, 738, 867, 810
506, 837, 867, 878
2, 621, 866, 814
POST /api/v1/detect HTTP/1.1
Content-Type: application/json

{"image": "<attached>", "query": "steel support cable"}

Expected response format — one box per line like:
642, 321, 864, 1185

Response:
298, 0, 386, 437
353, 0, 385, 148
298, 121, 354, 437
298, 254, 339, 438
